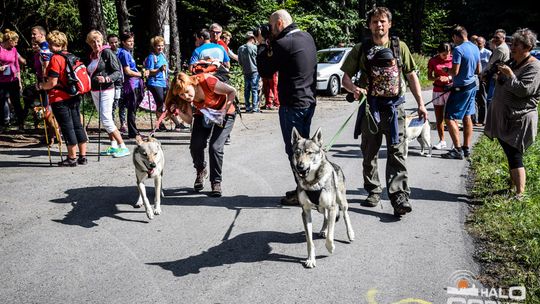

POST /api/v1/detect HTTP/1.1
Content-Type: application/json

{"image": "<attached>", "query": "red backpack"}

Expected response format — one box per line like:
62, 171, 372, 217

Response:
55, 52, 91, 96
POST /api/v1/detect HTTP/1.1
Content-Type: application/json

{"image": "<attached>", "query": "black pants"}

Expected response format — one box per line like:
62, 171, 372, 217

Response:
148, 85, 167, 113
498, 139, 524, 169
50, 97, 88, 145
0, 81, 24, 126
473, 80, 487, 124
124, 86, 141, 138
189, 114, 235, 183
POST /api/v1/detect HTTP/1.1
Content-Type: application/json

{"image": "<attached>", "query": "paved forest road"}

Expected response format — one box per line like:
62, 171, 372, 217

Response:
0, 90, 482, 303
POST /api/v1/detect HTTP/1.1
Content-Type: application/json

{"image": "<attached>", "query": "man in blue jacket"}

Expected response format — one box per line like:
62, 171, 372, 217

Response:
257, 9, 317, 205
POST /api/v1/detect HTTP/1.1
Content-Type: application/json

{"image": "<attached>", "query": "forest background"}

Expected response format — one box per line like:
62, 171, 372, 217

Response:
2, 0, 540, 74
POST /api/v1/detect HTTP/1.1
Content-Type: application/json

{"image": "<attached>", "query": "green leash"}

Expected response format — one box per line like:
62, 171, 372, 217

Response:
324, 95, 366, 152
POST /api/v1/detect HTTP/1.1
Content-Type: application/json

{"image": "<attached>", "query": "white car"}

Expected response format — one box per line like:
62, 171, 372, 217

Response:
316, 47, 352, 96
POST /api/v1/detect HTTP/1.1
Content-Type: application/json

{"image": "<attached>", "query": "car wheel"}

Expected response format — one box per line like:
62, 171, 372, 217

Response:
326, 75, 340, 96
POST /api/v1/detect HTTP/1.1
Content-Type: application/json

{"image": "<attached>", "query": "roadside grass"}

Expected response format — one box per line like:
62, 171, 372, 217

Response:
468, 135, 540, 303
411, 52, 431, 89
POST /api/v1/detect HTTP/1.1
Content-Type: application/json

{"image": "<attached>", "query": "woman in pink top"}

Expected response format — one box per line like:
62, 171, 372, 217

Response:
427, 42, 453, 150
0, 29, 24, 130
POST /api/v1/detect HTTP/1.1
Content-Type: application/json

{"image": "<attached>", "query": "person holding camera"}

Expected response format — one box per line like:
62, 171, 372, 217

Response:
441, 25, 481, 160
256, 9, 317, 206
144, 36, 169, 131
484, 28, 540, 199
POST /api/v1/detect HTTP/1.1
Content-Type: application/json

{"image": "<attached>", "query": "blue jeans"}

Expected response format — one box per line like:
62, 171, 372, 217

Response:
279, 104, 316, 160
243, 72, 259, 112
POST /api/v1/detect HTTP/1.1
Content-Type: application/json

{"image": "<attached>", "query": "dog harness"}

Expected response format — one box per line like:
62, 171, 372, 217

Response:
305, 189, 322, 205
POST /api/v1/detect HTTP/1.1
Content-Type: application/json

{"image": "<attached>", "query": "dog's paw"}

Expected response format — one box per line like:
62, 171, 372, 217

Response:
154, 207, 162, 215
424, 154, 432, 158
319, 230, 327, 238
146, 209, 155, 220
348, 230, 355, 242
304, 258, 316, 268
134, 201, 143, 208
325, 241, 335, 254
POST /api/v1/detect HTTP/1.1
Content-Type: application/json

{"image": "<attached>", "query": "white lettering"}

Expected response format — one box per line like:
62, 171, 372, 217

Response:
447, 297, 466, 304
509, 286, 526, 301
480, 289, 490, 297
488, 289, 498, 298
498, 288, 508, 299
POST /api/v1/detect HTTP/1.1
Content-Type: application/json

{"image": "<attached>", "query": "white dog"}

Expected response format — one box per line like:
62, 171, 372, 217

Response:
133, 136, 165, 220
404, 115, 431, 158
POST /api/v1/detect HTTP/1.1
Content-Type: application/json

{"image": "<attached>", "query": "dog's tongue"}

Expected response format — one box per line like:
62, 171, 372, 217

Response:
147, 168, 155, 176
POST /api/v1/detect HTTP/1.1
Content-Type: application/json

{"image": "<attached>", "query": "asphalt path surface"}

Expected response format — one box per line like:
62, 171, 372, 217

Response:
0, 90, 482, 303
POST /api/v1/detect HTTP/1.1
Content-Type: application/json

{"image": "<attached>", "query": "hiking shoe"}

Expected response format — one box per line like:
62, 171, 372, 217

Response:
392, 194, 412, 216
100, 146, 119, 156
209, 182, 222, 197
433, 140, 447, 150
77, 156, 88, 165
461, 146, 471, 158
112, 147, 130, 158
194, 168, 208, 192
175, 123, 189, 131
281, 190, 300, 206
441, 148, 464, 160
58, 157, 77, 167
362, 192, 381, 207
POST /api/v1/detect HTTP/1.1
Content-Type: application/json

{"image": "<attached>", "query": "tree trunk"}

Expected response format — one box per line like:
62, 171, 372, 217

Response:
411, 0, 425, 53
168, 0, 181, 73
78, 0, 107, 36
115, 0, 131, 35
150, 0, 169, 37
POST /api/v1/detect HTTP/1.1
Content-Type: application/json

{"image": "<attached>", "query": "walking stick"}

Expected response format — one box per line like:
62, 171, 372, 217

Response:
39, 94, 52, 166
98, 84, 102, 162
142, 70, 154, 132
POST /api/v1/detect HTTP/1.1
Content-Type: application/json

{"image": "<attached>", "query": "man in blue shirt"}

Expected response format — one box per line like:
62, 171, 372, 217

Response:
189, 29, 230, 71
443, 26, 481, 160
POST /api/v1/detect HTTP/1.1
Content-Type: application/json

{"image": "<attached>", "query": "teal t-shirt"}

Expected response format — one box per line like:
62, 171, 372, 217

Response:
144, 52, 168, 88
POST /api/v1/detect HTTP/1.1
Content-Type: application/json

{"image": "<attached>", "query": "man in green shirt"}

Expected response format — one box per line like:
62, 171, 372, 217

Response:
341, 6, 427, 217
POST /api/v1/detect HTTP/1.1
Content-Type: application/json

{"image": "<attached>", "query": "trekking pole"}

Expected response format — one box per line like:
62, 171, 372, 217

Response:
39, 94, 52, 166
98, 84, 102, 162
143, 70, 154, 132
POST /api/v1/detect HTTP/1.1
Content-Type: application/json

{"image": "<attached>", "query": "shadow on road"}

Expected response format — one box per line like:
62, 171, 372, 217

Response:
49, 186, 287, 228
147, 231, 326, 277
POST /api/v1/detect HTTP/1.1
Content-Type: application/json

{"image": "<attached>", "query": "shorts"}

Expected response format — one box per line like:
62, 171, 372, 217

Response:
445, 87, 477, 120
432, 91, 450, 106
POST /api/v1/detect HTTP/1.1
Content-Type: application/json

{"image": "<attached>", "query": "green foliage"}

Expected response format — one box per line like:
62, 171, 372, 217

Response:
469, 134, 540, 303
410, 53, 431, 89
102, 0, 119, 35
421, 3, 452, 54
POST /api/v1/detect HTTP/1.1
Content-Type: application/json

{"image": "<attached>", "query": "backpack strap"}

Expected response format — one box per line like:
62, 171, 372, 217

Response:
390, 36, 403, 96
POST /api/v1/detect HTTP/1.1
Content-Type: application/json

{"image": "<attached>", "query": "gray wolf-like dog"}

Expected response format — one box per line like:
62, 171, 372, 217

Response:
404, 115, 431, 158
133, 136, 165, 220
291, 127, 355, 268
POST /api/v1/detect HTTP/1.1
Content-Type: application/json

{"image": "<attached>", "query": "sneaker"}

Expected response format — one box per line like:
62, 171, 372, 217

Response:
209, 182, 222, 197
433, 140, 447, 150
112, 147, 130, 158
100, 146, 119, 156
194, 168, 208, 192
225, 137, 231, 145
392, 193, 412, 216
58, 157, 77, 167
461, 146, 471, 158
175, 123, 189, 131
77, 156, 88, 165
362, 192, 381, 207
119, 125, 127, 134
441, 148, 464, 160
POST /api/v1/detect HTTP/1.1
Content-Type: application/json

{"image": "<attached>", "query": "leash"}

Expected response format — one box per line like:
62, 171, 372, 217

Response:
407, 88, 451, 115
323, 95, 366, 152
39, 94, 52, 166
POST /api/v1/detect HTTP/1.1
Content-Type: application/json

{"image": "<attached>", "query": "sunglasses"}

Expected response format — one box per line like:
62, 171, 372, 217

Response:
211, 31, 222, 34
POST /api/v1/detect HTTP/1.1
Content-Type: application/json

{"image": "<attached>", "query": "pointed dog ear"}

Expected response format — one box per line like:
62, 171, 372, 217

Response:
311, 127, 323, 147
291, 127, 301, 145
135, 135, 144, 146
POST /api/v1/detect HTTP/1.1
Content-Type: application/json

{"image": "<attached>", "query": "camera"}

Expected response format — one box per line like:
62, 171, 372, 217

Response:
255, 23, 272, 40
485, 59, 504, 78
